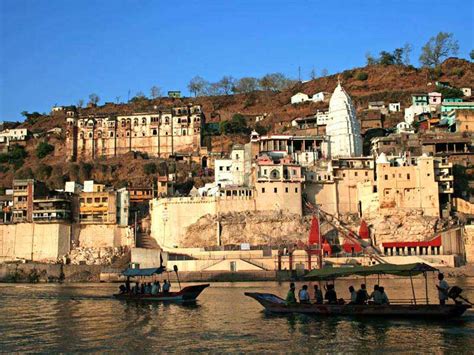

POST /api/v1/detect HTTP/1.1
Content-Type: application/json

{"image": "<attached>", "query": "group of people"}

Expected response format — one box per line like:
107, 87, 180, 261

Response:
286, 282, 389, 305
119, 279, 172, 295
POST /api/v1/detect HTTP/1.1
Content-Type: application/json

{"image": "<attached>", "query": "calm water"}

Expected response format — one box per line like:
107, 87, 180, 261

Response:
1, 277, 474, 353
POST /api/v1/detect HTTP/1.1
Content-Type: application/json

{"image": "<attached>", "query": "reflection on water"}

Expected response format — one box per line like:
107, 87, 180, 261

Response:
0, 277, 473, 352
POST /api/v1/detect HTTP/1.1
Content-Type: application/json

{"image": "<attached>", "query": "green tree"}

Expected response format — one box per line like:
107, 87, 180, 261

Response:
144, 162, 157, 175
356, 72, 369, 81
470, 49, 474, 61
436, 85, 464, 99
379, 51, 396, 65
255, 123, 268, 135
419, 32, 459, 67
36, 142, 54, 159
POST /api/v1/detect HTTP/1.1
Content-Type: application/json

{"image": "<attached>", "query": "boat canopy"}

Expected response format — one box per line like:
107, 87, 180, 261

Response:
305, 263, 438, 281
122, 267, 166, 277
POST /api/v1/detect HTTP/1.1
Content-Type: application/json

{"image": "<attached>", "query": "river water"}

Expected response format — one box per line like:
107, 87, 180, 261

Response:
1, 277, 473, 353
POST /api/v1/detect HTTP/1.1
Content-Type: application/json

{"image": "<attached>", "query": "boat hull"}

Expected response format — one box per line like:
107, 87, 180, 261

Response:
245, 292, 471, 318
114, 284, 209, 302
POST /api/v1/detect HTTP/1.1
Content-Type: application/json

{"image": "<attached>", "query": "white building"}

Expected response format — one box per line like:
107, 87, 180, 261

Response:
291, 91, 328, 104
214, 145, 246, 187
0, 128, 28, 141
65, 181, 83, 194
396, 122, 414, 134
462, 88, 471, 97
388, 102, 401, 112
404, 105, 435, 124
428, 92, 442, 106
325, 83, 362, 158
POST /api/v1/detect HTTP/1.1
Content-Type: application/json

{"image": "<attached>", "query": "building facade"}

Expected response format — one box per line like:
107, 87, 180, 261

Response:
66, 105, 203, 160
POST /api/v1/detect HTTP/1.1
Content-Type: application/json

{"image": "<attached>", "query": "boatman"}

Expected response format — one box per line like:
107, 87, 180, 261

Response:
286, 282, 297, 305
436, 273, 450, 305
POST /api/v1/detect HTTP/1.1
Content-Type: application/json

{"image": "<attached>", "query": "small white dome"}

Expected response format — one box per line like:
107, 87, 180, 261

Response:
376, 152, 389, 164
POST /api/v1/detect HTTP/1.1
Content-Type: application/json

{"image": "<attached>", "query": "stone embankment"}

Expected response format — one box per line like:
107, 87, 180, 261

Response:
63, 246, 128, 265
182, 211, 312, 247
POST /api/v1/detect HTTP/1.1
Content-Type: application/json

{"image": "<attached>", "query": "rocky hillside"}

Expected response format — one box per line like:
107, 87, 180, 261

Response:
1, 58, 472, 190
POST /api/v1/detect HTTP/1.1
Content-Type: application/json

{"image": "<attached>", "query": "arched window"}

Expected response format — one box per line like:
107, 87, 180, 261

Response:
88, 132, 93, 138
270, 169, 280, 179
134, 118, 138, 127
152, 129, 157, 136
182, 129, 186, 136
142, 117, 146, 124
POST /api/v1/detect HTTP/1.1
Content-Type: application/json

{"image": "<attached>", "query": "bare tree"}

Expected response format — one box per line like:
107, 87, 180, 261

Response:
188, 76, 208, 97
76, 99, 84, 108
321, 68, 329, 77
470, 49, 474, 61
259, 73, 294, 91
88, 93, 100, 105
150, 86, 162, 99
419, 32, 459, 67
233, 77, 259, 93
309, 68, 317, 80
115, 96, 121, 104
365, 52, 377, 65
217, 76, 235, 95
403, 43, 412, 65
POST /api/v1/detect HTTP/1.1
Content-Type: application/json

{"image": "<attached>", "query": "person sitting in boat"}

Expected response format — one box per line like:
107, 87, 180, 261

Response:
348, 286, 357, 304
324, 284, 338, 304
355, 284, 369, 305
125, 278, 131, 293
299, 285, 310, 304
286, 283, 297, 305
119, 284, 127, 294
378, 287, 389, 305
436, 273, 450, 305
369, 285, 382, 304
313, 285, 323, 304
145, 282, 152, 294
151, 281, 160, 295
133, 282, 140, 294
163, 280, 171, 293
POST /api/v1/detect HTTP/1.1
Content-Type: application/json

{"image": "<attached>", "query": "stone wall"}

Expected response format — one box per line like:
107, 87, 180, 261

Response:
464, 225, 474, 263
0, 223, 70, 263
72, 224, 133, 248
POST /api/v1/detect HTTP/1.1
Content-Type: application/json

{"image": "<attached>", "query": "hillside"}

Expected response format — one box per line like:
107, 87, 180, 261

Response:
1, 58, 472, 191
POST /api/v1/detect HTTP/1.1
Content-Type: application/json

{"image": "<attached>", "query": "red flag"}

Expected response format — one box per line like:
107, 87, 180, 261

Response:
308, 216, 320, 245
359, 220, 369, 239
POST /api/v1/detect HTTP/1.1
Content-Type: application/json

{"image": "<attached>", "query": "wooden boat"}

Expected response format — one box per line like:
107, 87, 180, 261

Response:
113, 266, 209, 303
114, 284, 210, 302
246, 263, 472, 318
245, 292, 471, 318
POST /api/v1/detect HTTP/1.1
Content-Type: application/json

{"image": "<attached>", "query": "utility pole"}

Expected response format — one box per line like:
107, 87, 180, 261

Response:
134, 211, 138, 247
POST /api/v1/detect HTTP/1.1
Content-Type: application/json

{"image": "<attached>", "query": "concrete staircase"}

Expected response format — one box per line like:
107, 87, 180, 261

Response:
136, 230, 160, 249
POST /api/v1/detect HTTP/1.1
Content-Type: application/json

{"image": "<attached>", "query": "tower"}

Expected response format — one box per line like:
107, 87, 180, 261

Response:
326, 82, 363, 157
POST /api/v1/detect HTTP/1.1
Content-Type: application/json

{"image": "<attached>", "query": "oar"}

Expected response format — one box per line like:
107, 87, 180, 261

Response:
174, 265, 182, 290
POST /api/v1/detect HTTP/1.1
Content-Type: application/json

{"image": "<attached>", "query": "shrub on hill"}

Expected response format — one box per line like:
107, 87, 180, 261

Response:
436, 85, 464, 99
356, 72, 369, 81
36, 142, 54, 159
0, 145, 27, 169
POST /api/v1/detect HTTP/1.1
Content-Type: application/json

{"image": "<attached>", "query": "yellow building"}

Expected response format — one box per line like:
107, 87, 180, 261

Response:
455, 109, 474, 133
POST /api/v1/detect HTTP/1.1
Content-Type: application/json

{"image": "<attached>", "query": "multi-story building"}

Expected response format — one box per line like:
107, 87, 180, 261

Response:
12, 180, 48, 223
0, 193, 13, 223
304, 157, 375, 215
74, 181, 129, 226
66, 104, 204, 161
254, 155, 304, 215
365, 154, 453, 217
455, 109, 474, 133
215, 144, 246, 187
32, 192, 73, 223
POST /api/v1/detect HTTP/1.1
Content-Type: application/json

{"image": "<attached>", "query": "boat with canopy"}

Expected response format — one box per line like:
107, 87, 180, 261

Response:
245, 263, 471, 318
113, 266, 209, 302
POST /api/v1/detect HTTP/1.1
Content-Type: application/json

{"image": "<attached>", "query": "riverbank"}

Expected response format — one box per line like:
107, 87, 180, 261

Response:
2, 262, 474, 283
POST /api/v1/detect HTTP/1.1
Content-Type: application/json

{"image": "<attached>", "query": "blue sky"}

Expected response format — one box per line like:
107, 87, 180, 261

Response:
0, 0, 472, 121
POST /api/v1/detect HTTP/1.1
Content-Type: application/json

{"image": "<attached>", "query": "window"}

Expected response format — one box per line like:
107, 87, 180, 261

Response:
407, 173, 411, 179
343, 173, 346, 178
235, 154, 239, 159
365, 171, 368, 177
261, 188, 265, 193
219, 166, 223, 171
285, 187, 288, 193
274, 188, 277, 193
226, 166, 230, 171
354, 172, 358, 177
153, 129, 157, 136
295, 187, 298, 193
94, 197, 100, 203
110, 132, 114, 137
102, 197, 108, 203
86, 198, 92, 204
384, 175, 388, 180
